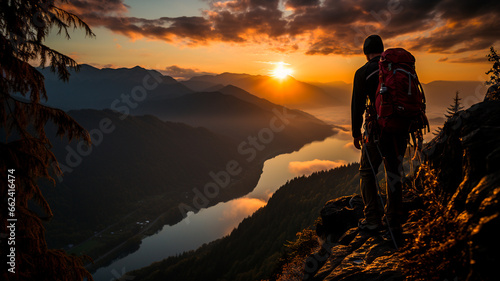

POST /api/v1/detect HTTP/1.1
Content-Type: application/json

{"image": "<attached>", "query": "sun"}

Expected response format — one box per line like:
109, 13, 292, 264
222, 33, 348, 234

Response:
271, 62, 293, 80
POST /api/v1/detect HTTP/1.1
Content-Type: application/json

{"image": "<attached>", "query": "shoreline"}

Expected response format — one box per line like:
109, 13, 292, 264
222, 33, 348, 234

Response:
79, 128, 337, 275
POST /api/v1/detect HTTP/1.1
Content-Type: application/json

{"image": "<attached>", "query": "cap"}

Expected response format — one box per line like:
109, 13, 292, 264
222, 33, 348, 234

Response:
363, 35, 384, 55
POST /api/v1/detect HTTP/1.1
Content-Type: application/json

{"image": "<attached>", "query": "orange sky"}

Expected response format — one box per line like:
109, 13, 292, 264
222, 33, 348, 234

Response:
45, 0, 499, 84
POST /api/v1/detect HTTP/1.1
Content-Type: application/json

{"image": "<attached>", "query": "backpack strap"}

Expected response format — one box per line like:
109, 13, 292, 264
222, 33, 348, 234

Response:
365, 69, 379, 81
414, 72, 426, 105
414, 73, 430, 133
363, 65, 379, 114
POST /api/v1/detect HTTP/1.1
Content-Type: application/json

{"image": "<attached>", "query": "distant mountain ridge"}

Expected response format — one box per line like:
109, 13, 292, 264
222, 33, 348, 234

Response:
43, 109, 256, 249
133, 84, 332, 142
308, 80, 486, 109
185, 72, 342, 109
422, 80, 488, 109
42, 64, 336, 144
40, 65, 337, 268
308, 80, 487, 110
41, 65, 483, 113
40, 64, 192, 110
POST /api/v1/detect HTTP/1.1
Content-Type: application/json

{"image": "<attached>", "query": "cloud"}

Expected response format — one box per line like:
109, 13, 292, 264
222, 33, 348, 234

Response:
220, 198, 266, 222
288, 159, 348, 176
405, 15, 500, 54
258, 61, 291, 65
64, 0, 500, 55
88, 62, 118, 68
438, 54, 490, 64
67, 51, 80, 60
343, 142, 359, 152
333, 128, 352, 141
158, 65, 217, 80
218, 197, 266, 235
285, 0, 321, 10
67, 0, 129, 14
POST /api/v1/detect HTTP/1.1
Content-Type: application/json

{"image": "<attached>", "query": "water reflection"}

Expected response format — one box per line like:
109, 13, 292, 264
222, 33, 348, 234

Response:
93, 135, 360, 281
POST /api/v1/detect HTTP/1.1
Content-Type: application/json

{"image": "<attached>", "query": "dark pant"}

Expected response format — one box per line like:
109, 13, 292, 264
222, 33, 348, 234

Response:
359, 132, 407, 229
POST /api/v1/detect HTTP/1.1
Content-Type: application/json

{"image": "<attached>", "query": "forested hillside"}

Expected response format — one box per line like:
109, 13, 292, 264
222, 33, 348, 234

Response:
129, 164, 360, 281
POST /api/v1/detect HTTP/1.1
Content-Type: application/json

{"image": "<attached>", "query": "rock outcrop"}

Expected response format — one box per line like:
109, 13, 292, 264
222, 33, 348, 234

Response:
484, 84, 500, 101
279, 99, 500, 281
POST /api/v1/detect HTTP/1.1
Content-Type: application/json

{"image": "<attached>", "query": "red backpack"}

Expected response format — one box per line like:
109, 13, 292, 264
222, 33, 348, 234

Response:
375, 48, 429, 135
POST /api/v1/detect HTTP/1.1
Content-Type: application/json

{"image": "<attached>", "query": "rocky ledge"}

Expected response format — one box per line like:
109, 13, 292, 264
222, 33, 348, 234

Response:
276, 97, 500, 281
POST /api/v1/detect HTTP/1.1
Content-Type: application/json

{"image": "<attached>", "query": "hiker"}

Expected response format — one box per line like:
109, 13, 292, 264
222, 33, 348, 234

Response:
351, 35, 407, 243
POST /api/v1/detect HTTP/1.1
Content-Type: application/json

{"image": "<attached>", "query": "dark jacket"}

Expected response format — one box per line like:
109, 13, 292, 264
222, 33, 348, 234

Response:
351, 55, 381, 138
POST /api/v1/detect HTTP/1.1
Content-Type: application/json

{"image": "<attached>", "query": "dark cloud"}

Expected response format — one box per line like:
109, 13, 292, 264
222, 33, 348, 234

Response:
68, 0, 128, 13
438, 55, 489, 64
159, 65, 216, 80
210, 0, 280, 11
305, 35, 359, 56
406, 15, 500, 54
65, 0, 500, 55
285, 0, 320, 9
436, 0, 500, 21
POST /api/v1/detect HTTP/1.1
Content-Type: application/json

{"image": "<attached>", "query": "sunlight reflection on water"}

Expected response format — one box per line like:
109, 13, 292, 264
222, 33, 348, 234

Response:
93, 131, 360, 280
95, 106, 447, 281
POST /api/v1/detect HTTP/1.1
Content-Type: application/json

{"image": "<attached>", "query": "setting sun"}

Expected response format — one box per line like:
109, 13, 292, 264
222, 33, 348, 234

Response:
271, 62, 293, 79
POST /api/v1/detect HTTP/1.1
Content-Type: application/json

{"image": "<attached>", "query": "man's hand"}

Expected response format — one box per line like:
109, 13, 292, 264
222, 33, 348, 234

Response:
353, 136, 363, 150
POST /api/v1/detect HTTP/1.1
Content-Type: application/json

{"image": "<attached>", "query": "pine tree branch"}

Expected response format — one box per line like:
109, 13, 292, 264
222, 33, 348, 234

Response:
5, 94, 91, 144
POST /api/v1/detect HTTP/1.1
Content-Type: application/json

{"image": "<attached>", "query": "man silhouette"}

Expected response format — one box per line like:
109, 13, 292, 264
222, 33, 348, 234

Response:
351, 35, 406, 243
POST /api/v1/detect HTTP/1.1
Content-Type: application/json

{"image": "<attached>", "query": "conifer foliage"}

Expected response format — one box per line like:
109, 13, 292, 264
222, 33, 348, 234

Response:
486, 46, 500, 86
433, 91, 463, 136
444, 91, 464, 119
1, 1, 94, 280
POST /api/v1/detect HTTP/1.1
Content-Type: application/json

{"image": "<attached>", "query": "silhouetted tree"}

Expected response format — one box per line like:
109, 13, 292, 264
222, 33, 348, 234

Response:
444, 91, 464, 119
433, 91, 463, 135
1, 1, 94, 280
486, 46, 500, 86
484, 46, 500, 101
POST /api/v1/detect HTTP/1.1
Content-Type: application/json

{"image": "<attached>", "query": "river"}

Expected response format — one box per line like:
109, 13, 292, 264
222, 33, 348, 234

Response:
92, 104, 440, 281
92, 125, 362, 281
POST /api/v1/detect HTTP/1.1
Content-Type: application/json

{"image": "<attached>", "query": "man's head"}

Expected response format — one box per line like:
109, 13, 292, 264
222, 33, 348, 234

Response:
363, 35, 384, 61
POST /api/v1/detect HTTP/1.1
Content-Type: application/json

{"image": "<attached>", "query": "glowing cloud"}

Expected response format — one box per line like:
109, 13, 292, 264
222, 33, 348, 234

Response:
62, 0, 500, 56
220, 198, 266, 222
344, 142, 358, 152
288, 159, 348, 176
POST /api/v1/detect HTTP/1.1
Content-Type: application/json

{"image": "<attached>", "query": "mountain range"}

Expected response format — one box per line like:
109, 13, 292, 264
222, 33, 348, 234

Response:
43, 110, 254, 248
39, 65, 336, 266
41, 64, 485, 113
40, 65, 342, 111
184, 73, 486, 111
40, 65, 191, 110
184, 73, 341, 109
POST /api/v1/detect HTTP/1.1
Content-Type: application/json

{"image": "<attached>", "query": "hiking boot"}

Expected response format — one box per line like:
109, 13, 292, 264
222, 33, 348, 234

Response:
382, 228, 404, 248
358, 219, 381, 231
